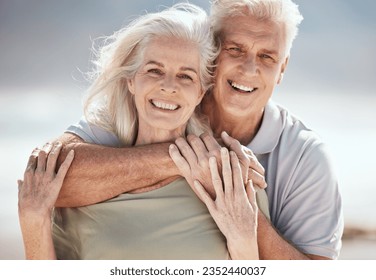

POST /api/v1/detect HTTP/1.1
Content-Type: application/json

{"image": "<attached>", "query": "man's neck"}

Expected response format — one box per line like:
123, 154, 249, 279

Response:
201, 95, 263, 146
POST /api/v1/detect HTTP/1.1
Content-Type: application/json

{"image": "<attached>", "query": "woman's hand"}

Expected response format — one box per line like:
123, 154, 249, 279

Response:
18, 142, 74, 218
192, 148, 259, 260
18, 142, 74, 259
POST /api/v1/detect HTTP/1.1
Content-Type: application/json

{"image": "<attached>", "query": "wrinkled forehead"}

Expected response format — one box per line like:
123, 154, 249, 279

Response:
219, 13, 287, 55
220, 12, 284, 39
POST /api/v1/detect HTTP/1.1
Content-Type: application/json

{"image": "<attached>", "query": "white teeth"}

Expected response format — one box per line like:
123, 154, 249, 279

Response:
231, 81, 254, 92
151, 100, 178, 110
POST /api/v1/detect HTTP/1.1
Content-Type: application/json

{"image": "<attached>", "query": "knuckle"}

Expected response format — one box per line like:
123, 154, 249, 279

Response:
38, 150, 47, 158
210, 149, 221, 159
187, 134, 197, 142
175, 137, 185, 146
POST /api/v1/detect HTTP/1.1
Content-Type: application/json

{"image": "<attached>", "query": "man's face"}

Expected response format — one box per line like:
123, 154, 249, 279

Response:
212, 14, 288, 119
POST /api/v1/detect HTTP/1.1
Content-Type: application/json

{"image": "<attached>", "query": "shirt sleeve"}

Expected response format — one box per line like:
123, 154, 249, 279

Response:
276, 140, 344, 259
65, 117, 121, 147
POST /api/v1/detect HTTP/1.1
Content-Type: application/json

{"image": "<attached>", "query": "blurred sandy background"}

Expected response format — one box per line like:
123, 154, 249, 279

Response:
0, 0, 375, 259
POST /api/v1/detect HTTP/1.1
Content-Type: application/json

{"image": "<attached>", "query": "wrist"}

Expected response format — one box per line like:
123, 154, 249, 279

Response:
227, 236, 259, 260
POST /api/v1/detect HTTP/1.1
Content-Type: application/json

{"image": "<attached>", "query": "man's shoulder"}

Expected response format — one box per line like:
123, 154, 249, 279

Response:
250, 101, 324, 155
275, 102, 324, 149
66, 117, 121, 147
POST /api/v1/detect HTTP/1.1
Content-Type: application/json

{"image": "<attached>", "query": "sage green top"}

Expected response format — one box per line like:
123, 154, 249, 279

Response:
52, 178, 269, 260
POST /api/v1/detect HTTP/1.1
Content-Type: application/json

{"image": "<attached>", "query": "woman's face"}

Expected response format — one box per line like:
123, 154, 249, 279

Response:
128, 36, 204, 141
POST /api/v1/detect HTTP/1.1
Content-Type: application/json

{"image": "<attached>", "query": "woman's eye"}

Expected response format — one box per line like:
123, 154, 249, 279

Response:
178, 74, 193, 81
148, 69, 163, 75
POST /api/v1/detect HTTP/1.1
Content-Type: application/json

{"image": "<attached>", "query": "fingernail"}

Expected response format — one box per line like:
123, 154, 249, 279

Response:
222, 131, 229, 137
68, 150, 75, 156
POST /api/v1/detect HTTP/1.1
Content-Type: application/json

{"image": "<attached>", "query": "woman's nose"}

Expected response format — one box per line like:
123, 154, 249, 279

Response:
160, 75, 177, 94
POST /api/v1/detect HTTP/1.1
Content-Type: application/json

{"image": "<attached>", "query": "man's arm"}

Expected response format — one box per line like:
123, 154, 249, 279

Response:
54, 133, 180, 207
257, 213, 330, 260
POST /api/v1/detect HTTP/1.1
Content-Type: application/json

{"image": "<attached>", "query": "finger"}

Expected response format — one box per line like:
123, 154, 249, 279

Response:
36, 143, 52, 172
46, 142, 63, 174
230, 151, 246, 197
220, 131, 240, 151
193, 180, 215, 210
248, 168, 267, 189
244, 148, 265, 176
55, 150, 75, 184
187, 134, 208, 163
208, 156, 224, 200
221, 131, 249, 182
169, 144, 191, 175
25, 148, 39, 174
175, 137, 198, 166
220, 147, 233, 197
200, 132, 221, 153
246, 180, 258, 212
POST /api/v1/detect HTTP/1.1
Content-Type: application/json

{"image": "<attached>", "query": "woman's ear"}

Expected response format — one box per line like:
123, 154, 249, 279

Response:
196, 89, 206, 105
127, 78, 135, 95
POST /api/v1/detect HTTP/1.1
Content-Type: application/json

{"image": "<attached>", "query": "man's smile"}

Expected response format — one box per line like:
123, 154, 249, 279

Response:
228, 80, 257, 93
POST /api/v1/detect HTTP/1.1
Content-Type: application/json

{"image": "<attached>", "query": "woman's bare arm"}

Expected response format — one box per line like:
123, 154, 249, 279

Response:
54, 133, 180, 207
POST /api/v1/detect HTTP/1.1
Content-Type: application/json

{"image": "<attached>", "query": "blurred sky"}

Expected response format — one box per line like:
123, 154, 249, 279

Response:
0, 0, 376, 259
0, 0, 375, 93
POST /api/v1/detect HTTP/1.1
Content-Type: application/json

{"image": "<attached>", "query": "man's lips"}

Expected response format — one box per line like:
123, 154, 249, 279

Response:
228, 80, 257, 93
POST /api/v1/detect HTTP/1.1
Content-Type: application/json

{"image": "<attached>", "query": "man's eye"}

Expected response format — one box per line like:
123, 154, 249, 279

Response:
226, 47, 243, 56
260, 54, 274, 61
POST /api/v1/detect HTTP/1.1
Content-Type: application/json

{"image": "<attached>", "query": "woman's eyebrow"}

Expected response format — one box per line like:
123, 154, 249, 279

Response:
145, 60, 164, 67
180, 66, 198, 75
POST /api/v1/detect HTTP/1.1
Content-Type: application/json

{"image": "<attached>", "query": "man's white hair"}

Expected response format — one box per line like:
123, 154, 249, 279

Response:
210, 0, 303, 55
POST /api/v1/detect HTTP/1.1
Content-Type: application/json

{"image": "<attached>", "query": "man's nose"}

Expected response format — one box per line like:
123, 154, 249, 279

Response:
241, 55, 259, 75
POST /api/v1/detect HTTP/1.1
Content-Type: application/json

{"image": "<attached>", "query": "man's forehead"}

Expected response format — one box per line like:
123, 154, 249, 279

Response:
221, 14, 282, 37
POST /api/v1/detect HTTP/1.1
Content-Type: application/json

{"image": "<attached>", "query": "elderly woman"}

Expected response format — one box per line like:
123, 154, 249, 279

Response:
18, 3, 266, 260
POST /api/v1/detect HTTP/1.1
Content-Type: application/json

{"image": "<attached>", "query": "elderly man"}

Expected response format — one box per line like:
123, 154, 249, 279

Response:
53, 0, 343, 260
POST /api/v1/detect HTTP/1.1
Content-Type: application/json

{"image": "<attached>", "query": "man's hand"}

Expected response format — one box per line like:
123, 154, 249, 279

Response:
169, 131, 267, 199
220, 131, 267, 189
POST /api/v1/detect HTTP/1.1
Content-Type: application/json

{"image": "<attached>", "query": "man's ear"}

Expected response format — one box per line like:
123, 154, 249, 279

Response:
277, 56, 289, 84
127, 78, 135, 95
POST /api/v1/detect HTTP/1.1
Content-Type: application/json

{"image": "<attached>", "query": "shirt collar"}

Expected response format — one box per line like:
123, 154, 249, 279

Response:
248, 100, 285, 154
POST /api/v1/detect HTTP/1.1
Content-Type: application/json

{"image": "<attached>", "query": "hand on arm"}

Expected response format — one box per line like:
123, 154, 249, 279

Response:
53, 133, 180, 207
169, 132, 266, 199
18, 142, 74, 260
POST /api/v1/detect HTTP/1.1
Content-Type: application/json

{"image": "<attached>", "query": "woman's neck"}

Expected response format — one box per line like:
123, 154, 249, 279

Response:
135, 121, 186, 146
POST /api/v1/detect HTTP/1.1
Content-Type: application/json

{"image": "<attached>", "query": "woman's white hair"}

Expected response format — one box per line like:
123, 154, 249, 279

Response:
210, 0, 303, 55
84, 3, 217, 146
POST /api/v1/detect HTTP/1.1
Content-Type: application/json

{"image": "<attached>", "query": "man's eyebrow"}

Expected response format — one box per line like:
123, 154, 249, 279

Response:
224, 40, 243, 47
